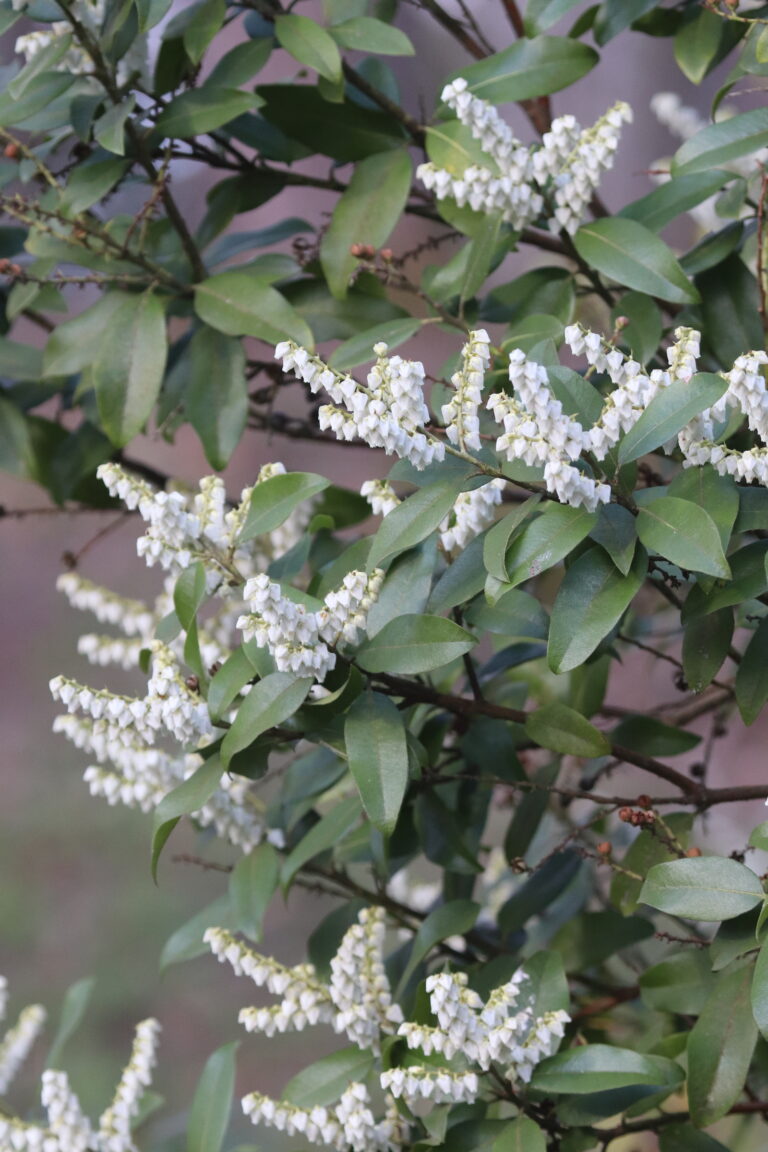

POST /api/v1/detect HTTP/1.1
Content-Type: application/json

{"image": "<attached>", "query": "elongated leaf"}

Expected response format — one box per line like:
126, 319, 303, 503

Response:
208, 646, 255, 723
640, 857, 764, 921
531, 1045, 683, 1094
283, 1047, 375, 1109
682, 608, 733, 693
356, 614, 475, 674
504, 502, 598, 588
93, 96, 135, 155
636, 496, 730, 579
151, 754, 224, 881
619, 170, 731, 232
524, 0, 582, 35
221, 673, 312, 767
673, 108, 768, 176
194, 271, 314, 348
229, 842, 279, 941
330, 318, 421, 372
186, 327, 247, 470
525, 702, 609, 758
573, 218, 699, 305
492, 1116, 546, 1152
329, 17, 414, 55
156, 86, 262, 137
735, 617, 768, 726
187, 1041, 239, 1152
590, 503, 636, 575
94, 291, 167, 447
452, 35, 597, 103
239, 471, 329, 543
321, 149, 411, 298
45, 977, 95, 1070
161, 895, 234, 970
688, 963, 758, 1127
368, 474, 470, 568
174, 562, 206, 630
397, 900, 479, 993
275, 13, 342, 82
282, 794, 361, 884
548, 545, 646, 673
345, 691, 408, 835
483, 496, 541, 582
258, 84, 407, 162
668, 465, 738, 553
618, 373, 728, 464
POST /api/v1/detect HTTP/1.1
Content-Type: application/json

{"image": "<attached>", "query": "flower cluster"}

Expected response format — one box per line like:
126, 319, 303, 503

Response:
360, 477, 505, 556
417, 78, 632, 234
236, 569, 384, 682
0, 976, 46, 1096
0, 975, 160, 1152
442, 328, 491, 451
206, 907, 568, 1150
275, 340, 445, 469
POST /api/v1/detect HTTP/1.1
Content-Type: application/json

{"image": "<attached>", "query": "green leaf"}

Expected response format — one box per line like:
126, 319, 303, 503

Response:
590, 503, 637, 576
483, 496, 542, 582
174, 561, 206, 630
752, 941, 768, 1040
675, 8, 725, 84
329, 17, 414, 54
183, 0, 226, 64
221, 672, 312, 768
573, 218, 699, 305
611, 813, 693, 915
356, 614, 475, 674
345, 691, 408, 835
499, 850, 581, 936
94, 290, 167, 447
156, 86, 262, 137
258, 84, 407, 162
208, 646, 255, 723
151, 754, 224, 881
45, 977, 95, 1070
282, 794, 361, 885
660, 1126, 730, 1152
330, 318, 421, 372
688, 963, 758, 1127
93, 96, 135, 155
735, 617, 768, 726
640, 951, 715, 1015
636, 496, 730, 579
461, 213, 504, 305
239, 471, 329, 542
321, 149, 411, 298
229, 842, 279, 941
640, 857, 764, 921
275, 13, 342, 82
43, 295, 126, 378
553, 909, 654, 972
160, 895, 234, 970
186, 327, 247, 470
548, 545, 646, 673
397, 900, 479, 993
524, 0, 582, 34
207, 38, 272, 86
525, 702, 610, 758
0, 72, 75, 129
672, 108, 768, 176
593, 0, 657, 44
609, 716, 700, 758
619, 171, 731, 233
696, 254, 764, 369
283, 1047, 375, 1109
504, 502, 598, 588
492, 1116, 546, 1152
618, 373, 728, 465
452, 35, 597, 103
368, 473, 470, 568
62, 156, 130, 214
668, 465, 738, 553
531, 1044, 683, 1094
0, 338, 42, 380
187, 1040, 239, 1152
195, 271, 314, 348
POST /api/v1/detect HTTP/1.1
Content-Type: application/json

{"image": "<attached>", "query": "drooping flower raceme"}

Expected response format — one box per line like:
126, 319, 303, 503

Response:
0, 975, 160, 1152
417, 78, 632, 234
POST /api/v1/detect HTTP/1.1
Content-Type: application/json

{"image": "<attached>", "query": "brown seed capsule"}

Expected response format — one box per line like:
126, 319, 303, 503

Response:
380, 247, 394, 262
618, 807, 632, 823
3, 143, 20, 159
350, 243, 364, 257
686, 847, 702, 858
185, 675, 200, 692
637, 794, 652, 810
596, 841, 612, 856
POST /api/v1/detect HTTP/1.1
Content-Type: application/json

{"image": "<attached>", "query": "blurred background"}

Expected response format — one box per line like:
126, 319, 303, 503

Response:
2, 1, 766, 1148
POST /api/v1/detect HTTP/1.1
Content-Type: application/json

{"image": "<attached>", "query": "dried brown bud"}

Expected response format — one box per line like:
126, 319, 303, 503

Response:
618, 807, 632, 823
596, 841, 612, 857
3, 143, 20, 159
637, 794, 652, 810
185, 675, 200, 692
380, 247, 394, 262
686, 847, 702, 858
350, 243, 364, 257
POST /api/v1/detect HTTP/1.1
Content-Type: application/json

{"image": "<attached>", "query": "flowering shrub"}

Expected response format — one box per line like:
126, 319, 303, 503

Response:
6, 0, 768, 1150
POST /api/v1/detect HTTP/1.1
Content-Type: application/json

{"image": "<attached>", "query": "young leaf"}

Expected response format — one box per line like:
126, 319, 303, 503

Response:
187, 1040, 239, 1152
573, 218, 699, 305
618, 373, 728, 465
356, 614, 475, 674
640, 857, 764, 921
636, 497, 730, 579
186, 327, 247, 470
345, 691, 408, 835
547, 545, 646, 673
688, 963, 758, 1127
94, 290, 167, 447
221, 672, 312, 767
321, 149, 411, 298
525, 702, 610, 758
239, 471, 329, 543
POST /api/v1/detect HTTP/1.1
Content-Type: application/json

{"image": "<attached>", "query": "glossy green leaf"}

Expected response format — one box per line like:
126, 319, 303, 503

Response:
160, 895, 234, 970
668, 465, 738, 553
357, 614, 475, 674
573, 218, 699, 305
283, 1047, 376, 1109
696, 254, 764, 369
45, 977, 95, 1070
94, 290, 167, 447
619, 171, 731, 233
504, 502, 598, 588
523, 0, 582, 34
532, 1044, 683, 1094
640, 951, 714, 1015
618, 373, 728, 465
368, 473, 470, 568
329, 318, 421, 372
239, 471, 329, 543
208, 647, 255, 723
525, 702, 610, 758
275, 14, 342, 82
321, 149, 411, 298
673, 108, 768, 175
610, 716, 700, 757
151, 754, 224, 881
156, 86, 262, 137
674, 8, 725, 84
483, 496, 542, 583
329, 17, 414, 54
93, 96, 135, 155
735, 617, 768, 726
492, 1116, 546, 1152
688, 962, 758, 1127
258, 84, 406, 161
452, 35, 597, 103
345, 691, 408, 835
637, 497, 730, 579
640, 857, 764, 921
589, 503, 637, 575
397, 899, 479, 993
660, 1126, 730, 1152
282, 794, 361, 885
187, 1040, 239, 1152
186, 327, 247, 470
499, 850, 581, 936
222, 673, 312, 767
229, 842, 279, 941
548, 545, 646, 673
194, 270, 314, 348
